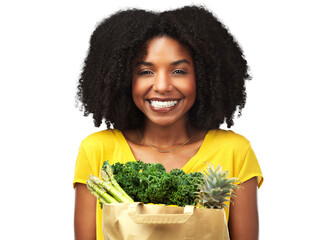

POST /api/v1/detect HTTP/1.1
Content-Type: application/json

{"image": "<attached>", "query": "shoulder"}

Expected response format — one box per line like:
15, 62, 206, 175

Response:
80, 129, 121, 150
212, 129, 250, 147
206, 129, 252, 157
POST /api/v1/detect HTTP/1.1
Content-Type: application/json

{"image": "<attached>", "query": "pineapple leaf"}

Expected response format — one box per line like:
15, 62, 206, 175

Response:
195, 162, 241, 209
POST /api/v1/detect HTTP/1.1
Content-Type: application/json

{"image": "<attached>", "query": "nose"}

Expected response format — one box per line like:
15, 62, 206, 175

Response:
152, 72, 173, 92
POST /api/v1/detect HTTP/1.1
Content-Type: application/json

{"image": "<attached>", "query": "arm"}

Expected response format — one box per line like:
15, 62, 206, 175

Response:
74, 183, 97, 240
228, 177, 259, 240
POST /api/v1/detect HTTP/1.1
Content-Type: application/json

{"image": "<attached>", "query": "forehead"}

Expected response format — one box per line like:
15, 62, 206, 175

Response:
137, 36, 193, 63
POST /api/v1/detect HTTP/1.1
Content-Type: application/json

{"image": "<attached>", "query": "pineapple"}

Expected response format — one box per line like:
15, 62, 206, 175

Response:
195, 163, 240, 209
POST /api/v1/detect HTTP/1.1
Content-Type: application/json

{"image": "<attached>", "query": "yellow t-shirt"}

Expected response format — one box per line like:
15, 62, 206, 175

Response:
73, 129, 263, 240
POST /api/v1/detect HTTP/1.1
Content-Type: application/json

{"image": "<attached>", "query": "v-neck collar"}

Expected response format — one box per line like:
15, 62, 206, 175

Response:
114, 129, 217, 173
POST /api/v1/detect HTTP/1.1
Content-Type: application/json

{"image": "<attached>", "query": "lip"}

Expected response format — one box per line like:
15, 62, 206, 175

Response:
146, 98, 181, 113
147, 97, 181, 101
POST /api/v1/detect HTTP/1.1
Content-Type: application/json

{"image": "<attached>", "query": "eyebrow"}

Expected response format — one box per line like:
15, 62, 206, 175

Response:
170, 59, 191, 66
135, 59, 191, 66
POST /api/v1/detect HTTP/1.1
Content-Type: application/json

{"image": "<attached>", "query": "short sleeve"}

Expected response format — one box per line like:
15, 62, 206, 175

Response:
236, 142, 263, 188
73, 143, 93, 188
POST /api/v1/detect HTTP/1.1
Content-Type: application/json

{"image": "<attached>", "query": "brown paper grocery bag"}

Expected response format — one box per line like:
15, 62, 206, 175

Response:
102, 202, 230, 240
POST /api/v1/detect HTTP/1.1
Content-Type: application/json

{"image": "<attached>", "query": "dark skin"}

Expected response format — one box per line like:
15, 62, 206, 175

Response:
74, 184, 96, 240
229, 177, 259, 240
74, 36, 259, 240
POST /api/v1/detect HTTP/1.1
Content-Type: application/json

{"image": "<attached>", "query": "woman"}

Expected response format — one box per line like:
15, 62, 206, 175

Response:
74, 6, 263, 240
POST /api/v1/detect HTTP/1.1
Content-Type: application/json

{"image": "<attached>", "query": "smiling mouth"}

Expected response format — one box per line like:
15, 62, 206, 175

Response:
149, 100, 179, 108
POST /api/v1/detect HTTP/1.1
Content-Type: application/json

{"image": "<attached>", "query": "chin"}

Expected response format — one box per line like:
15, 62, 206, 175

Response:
146, 115, 187, 128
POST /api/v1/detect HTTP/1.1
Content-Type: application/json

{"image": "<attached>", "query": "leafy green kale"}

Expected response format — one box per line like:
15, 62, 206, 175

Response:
103, 160, 204, 206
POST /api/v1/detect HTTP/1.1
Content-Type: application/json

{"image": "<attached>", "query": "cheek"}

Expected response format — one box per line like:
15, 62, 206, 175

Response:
132, 75, 145, 90
132, 79, 145, 106
184, 78, 196, 103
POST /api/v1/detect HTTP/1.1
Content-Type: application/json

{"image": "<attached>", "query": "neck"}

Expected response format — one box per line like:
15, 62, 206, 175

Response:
139, 119, 195, 148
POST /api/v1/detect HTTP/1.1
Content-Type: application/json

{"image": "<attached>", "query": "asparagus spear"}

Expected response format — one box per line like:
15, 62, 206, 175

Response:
86, 179, 118, 203
87, 184, 108, 205
89, 174, 134, 203
101, 167, 128, 197
102, 163, 134, 203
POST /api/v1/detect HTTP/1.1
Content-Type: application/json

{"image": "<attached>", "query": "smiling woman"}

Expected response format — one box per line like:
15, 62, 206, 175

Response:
132, 36, 196, 128
74, 5, 263, 240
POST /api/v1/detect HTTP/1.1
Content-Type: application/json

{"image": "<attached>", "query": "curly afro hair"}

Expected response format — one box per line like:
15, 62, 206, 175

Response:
77, 5, 251, 130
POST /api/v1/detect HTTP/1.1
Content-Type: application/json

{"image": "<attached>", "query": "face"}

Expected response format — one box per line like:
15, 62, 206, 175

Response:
132, 36, 196, 127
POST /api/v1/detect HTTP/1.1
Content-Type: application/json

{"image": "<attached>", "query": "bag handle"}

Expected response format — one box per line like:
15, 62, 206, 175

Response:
127, 202, 194, 224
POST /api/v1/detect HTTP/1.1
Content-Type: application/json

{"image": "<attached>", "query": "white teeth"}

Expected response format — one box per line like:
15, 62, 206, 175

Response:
150, 100, 178, 108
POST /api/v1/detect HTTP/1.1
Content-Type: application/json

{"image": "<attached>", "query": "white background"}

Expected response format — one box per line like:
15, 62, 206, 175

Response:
1, 0, 319, 239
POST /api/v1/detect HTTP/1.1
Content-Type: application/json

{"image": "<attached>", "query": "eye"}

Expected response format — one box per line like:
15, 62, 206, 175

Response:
172, 69, 187, 75
138, 70, 153, 75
